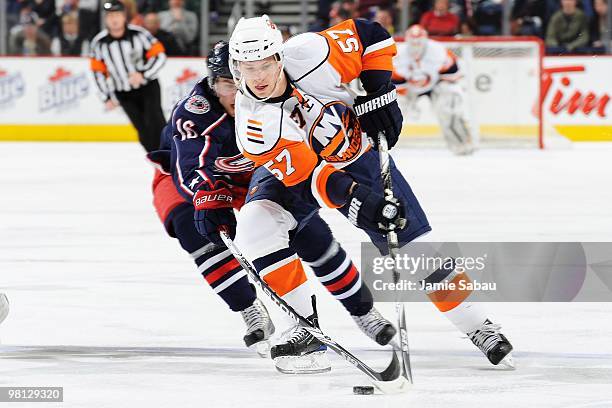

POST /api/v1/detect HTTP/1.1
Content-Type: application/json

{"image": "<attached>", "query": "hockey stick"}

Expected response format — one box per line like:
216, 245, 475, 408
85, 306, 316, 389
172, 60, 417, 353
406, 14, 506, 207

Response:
340, 83, 414, 384
219, 231, 410, 394
375, 131, 414, 384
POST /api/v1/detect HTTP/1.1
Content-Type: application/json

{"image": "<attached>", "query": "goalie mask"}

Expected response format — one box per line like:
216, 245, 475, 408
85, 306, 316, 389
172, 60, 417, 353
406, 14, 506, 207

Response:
228, 15, 285, 100
405, 25, 428, 60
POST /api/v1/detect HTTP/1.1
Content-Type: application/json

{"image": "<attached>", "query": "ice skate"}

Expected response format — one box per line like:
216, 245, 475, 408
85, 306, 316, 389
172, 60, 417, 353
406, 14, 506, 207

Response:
352, 307, 397, 346
270, 323, 331, 374
240, 298, 275, 357
468, 319, 514, 368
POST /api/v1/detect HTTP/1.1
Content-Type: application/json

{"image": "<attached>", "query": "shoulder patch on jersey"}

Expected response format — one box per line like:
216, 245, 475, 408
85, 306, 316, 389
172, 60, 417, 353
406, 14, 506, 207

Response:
184, 95, 210, 114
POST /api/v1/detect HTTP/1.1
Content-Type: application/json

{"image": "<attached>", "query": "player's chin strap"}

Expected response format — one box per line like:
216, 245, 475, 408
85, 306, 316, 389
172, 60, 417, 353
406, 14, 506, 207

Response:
376, 131, 414, 385
219, 228, 410, 394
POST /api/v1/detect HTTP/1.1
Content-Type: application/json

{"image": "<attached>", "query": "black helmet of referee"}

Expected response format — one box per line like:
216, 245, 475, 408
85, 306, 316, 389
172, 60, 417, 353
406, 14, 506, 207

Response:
207, 41, 232, 92
102, 0, 125, 12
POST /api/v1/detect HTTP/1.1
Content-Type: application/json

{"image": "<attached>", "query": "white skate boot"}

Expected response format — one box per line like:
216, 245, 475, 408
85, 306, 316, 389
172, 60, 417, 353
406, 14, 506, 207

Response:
270, 316, 331, 374
468, 319, 514, 368
352, 307, 397, 346
240, 298, 275, 357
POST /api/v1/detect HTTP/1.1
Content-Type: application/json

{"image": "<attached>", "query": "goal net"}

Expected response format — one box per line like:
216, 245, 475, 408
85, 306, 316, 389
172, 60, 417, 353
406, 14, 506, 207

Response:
393, 36, 544, 149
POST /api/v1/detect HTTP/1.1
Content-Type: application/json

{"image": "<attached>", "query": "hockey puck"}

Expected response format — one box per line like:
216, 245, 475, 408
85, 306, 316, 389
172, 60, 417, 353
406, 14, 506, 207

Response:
353, 386, 374, 395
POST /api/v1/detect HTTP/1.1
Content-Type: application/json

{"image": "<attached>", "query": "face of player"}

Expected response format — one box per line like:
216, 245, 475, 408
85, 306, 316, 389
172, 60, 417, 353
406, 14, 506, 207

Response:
239, 56, 285, 99
215, 77, 238, 117
105, 11, 126, 35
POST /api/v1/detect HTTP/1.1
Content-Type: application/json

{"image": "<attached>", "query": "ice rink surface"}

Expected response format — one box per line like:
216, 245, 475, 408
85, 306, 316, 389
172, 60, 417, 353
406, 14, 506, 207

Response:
1, 142, 611, 408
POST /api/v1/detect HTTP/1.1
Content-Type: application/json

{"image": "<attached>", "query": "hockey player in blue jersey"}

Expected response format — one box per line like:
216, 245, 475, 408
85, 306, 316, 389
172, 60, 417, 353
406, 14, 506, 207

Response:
149, 89, 274, 355
149, 41, 398, 373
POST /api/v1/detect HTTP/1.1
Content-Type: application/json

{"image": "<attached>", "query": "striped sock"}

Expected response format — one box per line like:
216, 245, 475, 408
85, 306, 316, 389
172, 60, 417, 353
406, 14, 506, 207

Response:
306, 241, 373, 316
194, 244, 255, 312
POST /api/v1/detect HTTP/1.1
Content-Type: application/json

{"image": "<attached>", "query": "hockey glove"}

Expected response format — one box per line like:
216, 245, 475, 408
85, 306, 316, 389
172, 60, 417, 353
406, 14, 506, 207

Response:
193, 181, 237, 245
353, 82, 403, 150
346, 184, 407, 233
147, 150, 172, 174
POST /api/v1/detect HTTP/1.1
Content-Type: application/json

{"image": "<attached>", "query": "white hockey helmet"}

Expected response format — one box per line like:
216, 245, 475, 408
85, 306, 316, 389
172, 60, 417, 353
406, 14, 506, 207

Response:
405, 24, 428, 59
228, 15, 284, 82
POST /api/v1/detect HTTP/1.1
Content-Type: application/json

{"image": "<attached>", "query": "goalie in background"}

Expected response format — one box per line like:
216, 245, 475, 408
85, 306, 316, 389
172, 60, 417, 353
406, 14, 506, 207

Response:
393, 25, 476, 155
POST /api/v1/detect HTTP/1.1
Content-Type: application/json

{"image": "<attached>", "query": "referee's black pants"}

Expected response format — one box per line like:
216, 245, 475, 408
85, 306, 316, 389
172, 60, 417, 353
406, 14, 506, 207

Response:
116, 80, 166, 153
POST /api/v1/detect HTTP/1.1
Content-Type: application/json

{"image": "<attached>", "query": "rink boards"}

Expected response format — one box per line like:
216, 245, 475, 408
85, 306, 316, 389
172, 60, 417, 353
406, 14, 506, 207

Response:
0, 54, 610, 143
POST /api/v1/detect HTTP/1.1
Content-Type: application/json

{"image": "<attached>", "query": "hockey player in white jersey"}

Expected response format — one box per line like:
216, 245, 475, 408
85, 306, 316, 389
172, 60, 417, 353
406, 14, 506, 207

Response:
227, 16, 513, 372
393, 25, 476, 155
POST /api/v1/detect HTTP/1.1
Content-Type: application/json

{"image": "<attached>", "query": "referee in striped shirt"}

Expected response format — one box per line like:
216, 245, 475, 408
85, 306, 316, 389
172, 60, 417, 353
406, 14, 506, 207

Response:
90, 0, 167, 152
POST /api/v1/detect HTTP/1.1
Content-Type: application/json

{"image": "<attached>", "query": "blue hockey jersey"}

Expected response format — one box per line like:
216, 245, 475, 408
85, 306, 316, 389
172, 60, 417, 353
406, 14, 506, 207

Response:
150, 78, 254, 203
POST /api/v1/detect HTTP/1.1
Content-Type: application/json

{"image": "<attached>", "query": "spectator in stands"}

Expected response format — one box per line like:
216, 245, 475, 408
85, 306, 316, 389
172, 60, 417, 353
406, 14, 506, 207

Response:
138, 0, 163, 12
409, 0, 434, 26
511, 0, 546, 36
546, 0, 589, 53
328, 3, 352, 26
143, 11, 185, 55
338, 0, 359, 19
9, 12, 52, 55
57, 0, 79, 16
158, 0, 198, 52
374, 7, 395, 35
420, 0, 460, 35
358, 0, 393, 19
32, 0, 58, 37
9, 3, 34, 35
278, 25, 295, 42
312, 0, 334, 29
51, 12, 89, 56
123, 0, 145, 25
78, 0, 100, 40
590, 0, 609, 50
472, 0, 503, 34
6, 0, 25, 32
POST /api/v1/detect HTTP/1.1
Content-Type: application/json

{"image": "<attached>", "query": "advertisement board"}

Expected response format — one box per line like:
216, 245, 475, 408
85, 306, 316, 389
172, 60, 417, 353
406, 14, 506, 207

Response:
0, 54, 610, 142
0, 57, 207, 141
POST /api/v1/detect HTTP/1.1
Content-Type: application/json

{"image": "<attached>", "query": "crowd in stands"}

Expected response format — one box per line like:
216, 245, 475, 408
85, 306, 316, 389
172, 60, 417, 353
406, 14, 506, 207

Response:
4, 0, 610, 56
6, 0, 203, 56
313, 0, 609, 54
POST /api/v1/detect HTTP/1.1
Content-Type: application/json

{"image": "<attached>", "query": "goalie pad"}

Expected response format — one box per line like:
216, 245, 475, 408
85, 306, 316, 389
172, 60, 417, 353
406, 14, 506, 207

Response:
399, 87, 421, 121
431, 81, 475, 155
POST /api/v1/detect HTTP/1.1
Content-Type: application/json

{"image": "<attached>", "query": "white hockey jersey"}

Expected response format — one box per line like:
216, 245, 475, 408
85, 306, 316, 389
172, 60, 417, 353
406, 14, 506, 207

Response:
235, 19, 397, 208
393, 39, 461, 95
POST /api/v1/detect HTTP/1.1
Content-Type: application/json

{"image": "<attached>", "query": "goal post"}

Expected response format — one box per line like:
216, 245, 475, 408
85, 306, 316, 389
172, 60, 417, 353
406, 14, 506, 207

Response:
394, 36, 545, 149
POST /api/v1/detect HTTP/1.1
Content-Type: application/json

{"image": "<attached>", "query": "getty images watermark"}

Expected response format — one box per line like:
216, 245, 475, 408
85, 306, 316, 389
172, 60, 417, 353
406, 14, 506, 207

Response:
361, 242, 612, 302
372, 252, 493, 292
